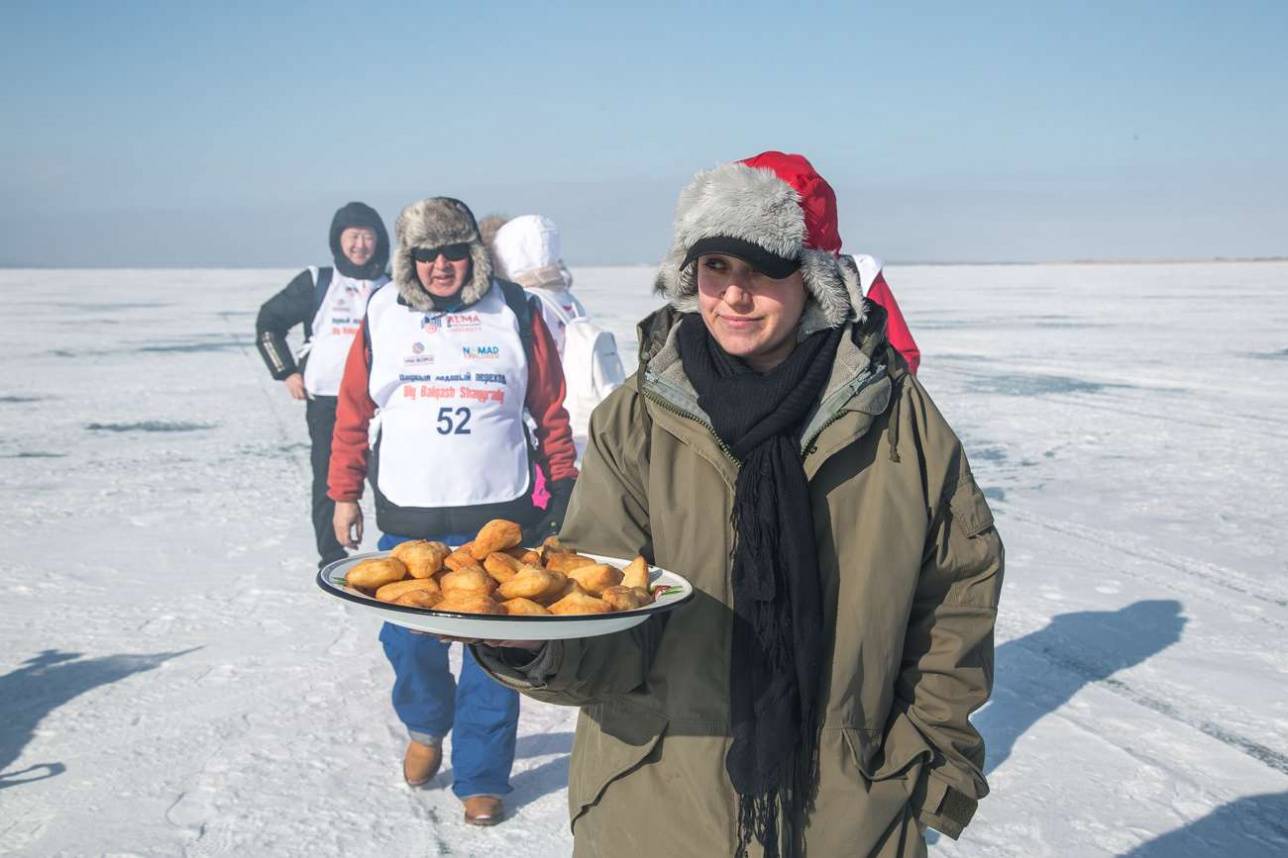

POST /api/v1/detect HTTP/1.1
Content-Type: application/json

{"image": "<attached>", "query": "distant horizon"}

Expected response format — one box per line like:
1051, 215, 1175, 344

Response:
4, 255, 1286, 271
4, 3, 1286, 267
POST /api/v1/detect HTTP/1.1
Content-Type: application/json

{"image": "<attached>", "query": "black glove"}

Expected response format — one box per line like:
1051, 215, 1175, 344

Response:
524, 477, 575, 545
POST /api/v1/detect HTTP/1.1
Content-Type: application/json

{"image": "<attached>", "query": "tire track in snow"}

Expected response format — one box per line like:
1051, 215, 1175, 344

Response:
426, 806, 452, 855
1051, 393, 1288, 437
1005, 508, 1288, 614
1013, 632, 1288, 776
933, 363, 1288, 439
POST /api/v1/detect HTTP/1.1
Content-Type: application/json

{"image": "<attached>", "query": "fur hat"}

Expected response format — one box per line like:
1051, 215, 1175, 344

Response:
392, 197, 493, 311
654, 151, 864, 334
477, 213, 510, 252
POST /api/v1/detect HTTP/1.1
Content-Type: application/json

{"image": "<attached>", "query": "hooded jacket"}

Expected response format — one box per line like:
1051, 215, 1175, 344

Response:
255, 202, 390, 385
491, 214, 587, 357
476, 293, 1001, 856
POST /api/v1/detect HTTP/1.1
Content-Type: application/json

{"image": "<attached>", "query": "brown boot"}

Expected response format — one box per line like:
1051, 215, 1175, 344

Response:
462, 795, 504, 826
402, 740, 441, 787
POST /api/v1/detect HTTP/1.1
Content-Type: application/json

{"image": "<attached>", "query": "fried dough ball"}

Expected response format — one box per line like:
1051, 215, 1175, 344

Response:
601, 585, 648, 612
393, 589, 443, 609
548, 590, 613, 615
567, 563, 624, 596
434, 592, 505, 615
544, 551, 599, 574
444, 544, 483, 571
390, 540, 450, 579
622, 555, 650, 591
532, 570, 570, 605
375, 577, 442, 604
483, 551, 523, 584
498, 564, 558, 600
506, 547, 543, 566
440, 567, 497, 596
469, 519, 523, 560
500, 597, 551, 616
346, 557, 408, 592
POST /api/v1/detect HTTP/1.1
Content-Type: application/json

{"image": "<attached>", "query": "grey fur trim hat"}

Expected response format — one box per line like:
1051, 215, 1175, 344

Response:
654, 154, 865, 335
392, 197, 493, 310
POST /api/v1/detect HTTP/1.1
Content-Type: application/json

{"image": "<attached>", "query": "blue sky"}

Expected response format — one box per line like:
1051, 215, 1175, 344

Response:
3, 0, 1286, 265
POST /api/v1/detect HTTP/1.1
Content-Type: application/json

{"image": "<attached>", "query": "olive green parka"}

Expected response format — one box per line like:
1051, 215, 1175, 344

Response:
478, 304, 1003, 857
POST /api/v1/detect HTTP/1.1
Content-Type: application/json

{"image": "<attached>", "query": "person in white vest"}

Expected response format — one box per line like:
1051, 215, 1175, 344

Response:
255, 202, 389, 569
328, 196, 578, 826
490, 214, 625, 441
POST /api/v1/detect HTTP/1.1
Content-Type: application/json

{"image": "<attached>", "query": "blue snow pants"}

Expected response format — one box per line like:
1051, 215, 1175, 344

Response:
377, 532, 520, 798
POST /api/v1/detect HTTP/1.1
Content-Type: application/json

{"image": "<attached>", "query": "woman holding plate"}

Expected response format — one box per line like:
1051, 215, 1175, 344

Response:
475, 152, 1003, 857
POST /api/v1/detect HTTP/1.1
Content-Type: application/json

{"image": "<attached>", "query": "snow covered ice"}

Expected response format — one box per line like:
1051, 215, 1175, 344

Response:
1, 262, 1286, 856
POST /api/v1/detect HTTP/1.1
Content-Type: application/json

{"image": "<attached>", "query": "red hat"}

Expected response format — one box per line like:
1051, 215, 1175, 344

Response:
656, 152, 863, 331
738, 151, 842, 254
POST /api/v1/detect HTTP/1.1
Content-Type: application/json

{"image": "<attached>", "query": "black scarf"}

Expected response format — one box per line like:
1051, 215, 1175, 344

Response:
676, 314, 843, 858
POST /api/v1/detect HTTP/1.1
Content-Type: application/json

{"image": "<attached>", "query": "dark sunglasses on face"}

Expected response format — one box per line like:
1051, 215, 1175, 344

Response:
412, 243, 471, 263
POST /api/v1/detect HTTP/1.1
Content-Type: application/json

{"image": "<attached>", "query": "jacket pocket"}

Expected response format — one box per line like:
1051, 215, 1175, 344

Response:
568, 701, 669, 829
949, 476, 995, 539
841, 717, 932, 786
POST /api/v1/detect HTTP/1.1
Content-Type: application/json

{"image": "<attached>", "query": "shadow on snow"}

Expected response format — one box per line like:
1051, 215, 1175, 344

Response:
507, 731, 575, 813
0, 647, 197, 790
978, 599, 1187, 776
1119, 791, 1288, 857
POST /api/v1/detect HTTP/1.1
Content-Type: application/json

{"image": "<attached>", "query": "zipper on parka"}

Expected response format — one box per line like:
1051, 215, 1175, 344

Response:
638, 386, 740, 468
799, 365, 888, 458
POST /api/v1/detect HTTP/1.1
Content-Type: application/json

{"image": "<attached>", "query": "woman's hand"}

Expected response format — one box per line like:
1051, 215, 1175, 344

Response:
333, 500, 363, 549
283, 372, 307, 400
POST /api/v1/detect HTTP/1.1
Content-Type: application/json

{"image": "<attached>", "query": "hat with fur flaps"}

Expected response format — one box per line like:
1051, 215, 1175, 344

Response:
392, 197, 493, 311
654, 151, 864, 334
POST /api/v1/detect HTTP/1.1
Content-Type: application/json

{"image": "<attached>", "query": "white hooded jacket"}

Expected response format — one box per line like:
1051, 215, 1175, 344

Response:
491, 215, 623, 444
491, 215, 587, 356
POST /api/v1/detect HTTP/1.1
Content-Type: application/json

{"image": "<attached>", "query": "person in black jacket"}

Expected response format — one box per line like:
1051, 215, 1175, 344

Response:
255, 202, 390, 569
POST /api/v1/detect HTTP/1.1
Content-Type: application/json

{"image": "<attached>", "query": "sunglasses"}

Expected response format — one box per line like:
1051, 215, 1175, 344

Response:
411, 243, 471, 263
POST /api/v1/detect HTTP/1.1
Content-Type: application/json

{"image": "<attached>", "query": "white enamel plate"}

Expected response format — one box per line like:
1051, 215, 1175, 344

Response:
316, 551, 695, 640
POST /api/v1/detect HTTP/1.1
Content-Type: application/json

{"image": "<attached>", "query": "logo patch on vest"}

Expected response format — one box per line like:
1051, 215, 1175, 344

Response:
461, 345, 500, 360
404, 340, 434, 366
447, 313, 482, 331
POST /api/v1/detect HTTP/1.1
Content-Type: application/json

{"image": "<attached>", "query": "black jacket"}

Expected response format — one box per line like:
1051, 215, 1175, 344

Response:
255, 201, 391, 381
255, 268, 321, 381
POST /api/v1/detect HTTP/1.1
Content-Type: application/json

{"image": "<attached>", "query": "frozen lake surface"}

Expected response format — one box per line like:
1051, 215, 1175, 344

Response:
1, 262, 1286, 856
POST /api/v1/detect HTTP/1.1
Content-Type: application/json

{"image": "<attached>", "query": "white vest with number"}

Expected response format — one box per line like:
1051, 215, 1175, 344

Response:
303, 268, 384, 396
365, 284, 531, 508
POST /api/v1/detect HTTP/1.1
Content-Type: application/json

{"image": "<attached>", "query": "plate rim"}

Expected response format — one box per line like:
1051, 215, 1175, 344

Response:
315, 549, 694, 623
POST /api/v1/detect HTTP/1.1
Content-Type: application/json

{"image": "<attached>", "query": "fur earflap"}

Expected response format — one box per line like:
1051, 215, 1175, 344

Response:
654, 162, 863, 331
392, 197, 493, 311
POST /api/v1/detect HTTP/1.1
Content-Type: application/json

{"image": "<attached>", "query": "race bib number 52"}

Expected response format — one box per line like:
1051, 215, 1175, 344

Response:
435, 406, 471, 435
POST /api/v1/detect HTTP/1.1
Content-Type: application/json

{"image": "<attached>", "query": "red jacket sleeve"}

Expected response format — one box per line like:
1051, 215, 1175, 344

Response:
866, 271, 921, 375
328, 319, 377, 501
525, 310, 579, 483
